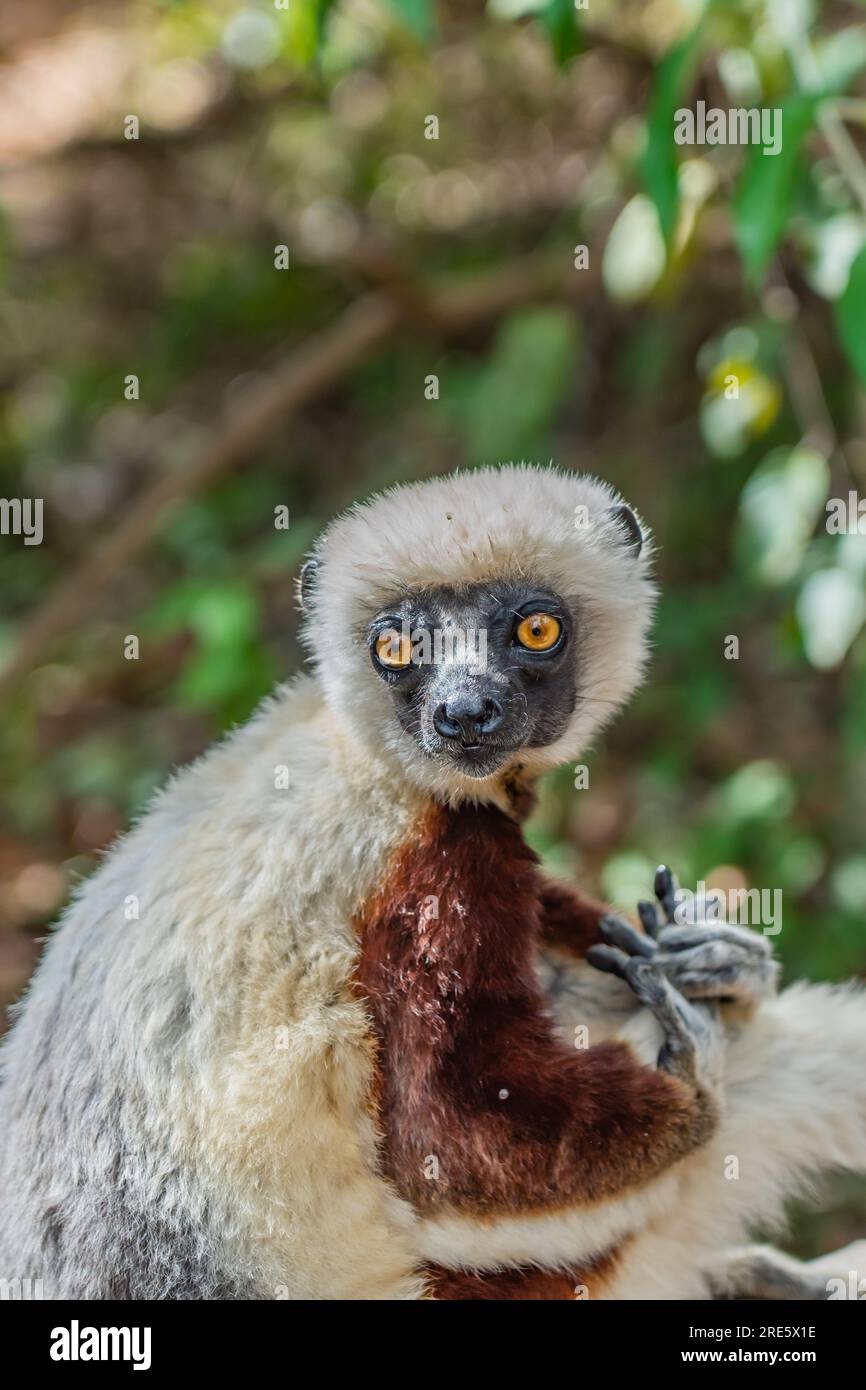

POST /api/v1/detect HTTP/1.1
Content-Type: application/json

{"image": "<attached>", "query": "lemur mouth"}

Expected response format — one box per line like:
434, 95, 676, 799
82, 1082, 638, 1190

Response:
446, 740, 523, 777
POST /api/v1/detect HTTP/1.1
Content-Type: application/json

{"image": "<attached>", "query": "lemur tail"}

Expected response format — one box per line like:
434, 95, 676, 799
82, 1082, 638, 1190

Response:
721, 981, 866, 1226
604, 981, 866, 1299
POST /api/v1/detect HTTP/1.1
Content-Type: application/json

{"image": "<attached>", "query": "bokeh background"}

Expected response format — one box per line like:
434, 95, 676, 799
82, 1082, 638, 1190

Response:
2, 0, 866, 1261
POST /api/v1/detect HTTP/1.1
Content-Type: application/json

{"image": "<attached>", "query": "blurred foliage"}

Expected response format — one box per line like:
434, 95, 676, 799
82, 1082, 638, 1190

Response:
1, 0, 866, 1255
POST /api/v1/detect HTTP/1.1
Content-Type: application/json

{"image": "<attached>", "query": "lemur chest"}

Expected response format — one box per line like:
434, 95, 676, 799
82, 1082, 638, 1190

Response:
353, 800, 545, 1204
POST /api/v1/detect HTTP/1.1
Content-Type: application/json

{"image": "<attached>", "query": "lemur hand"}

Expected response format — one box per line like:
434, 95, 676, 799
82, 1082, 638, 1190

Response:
587, 937, 724, 1098
599, 866, 779, 1010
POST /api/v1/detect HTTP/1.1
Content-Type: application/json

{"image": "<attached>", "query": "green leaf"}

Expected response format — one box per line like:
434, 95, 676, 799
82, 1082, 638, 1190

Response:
602, 195, 666, 302
736, 445, 830, 586
715, 760, 796, 823
732, 94, 815, 284
835, 243, 866, 383
641, 32, 704, 248
167, 580, 276, 718
313, 0, 339, 50
813, 24, 866, 95
383, 0, 436, 41
540, 0, 584, 67
455, 307, 580, 461
797, 567, 866, 669
282, 0, 341, 62
185, 582, 258, 649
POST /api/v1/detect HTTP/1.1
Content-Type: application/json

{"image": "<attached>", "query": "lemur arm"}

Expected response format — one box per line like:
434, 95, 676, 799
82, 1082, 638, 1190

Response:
537, 879, 612, 957
357, 808, 723, 1222
416, 965, 721, 1218
376, 977, 723, 1225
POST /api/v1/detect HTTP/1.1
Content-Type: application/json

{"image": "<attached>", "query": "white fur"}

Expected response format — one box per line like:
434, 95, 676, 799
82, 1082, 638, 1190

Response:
603, 983, 866, 1297
541, 959, 866, 1298
0, 678, 425, 1298
417, 1172, 680, 1272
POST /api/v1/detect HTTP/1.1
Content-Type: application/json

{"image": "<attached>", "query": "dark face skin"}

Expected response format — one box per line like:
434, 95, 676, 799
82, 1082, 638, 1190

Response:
366, 580, 577, 779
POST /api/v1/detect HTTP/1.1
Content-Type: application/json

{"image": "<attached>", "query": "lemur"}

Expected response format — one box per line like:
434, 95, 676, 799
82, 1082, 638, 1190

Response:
1, 465, 865, 1300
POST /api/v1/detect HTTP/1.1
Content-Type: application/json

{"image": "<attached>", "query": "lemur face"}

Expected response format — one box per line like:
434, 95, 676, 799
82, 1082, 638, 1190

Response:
366, 580, 577, 779
303, 468, 655, 798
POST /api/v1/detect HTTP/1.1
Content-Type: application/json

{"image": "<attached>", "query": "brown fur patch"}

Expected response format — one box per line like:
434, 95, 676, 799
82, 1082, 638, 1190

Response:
426, 1257, 612, 1300
537, 879, 611, 958
355, 801, 710, 1222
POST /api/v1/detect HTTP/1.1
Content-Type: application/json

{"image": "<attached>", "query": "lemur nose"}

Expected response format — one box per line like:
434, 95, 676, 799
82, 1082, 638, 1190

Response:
433, 696, 504, 743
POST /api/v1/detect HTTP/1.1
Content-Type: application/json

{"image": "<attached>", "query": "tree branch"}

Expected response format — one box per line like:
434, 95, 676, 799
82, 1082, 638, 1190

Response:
0, 248, 594, 700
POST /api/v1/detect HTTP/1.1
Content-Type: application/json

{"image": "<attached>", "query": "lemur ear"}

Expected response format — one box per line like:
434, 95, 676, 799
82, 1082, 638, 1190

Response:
602, 504, 643, 558
297, 557, 320, 612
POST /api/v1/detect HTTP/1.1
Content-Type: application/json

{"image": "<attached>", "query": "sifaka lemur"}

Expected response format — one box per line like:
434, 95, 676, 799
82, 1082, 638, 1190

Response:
1, 464, 865, 1300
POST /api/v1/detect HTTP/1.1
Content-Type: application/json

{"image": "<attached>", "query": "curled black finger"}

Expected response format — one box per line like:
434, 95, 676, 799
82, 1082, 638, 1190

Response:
586, 944, 631, 980
654, 865, 679, 924
600, 914, 656, 958
638, 899, 662, 938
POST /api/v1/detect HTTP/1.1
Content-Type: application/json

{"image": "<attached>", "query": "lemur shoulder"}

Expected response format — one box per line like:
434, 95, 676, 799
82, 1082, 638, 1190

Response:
1, 465, 865, 1300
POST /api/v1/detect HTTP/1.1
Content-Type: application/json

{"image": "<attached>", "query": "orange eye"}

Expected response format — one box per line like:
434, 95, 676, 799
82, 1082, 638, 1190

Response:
375, 629, 413, 668
515, 613, 562, 652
